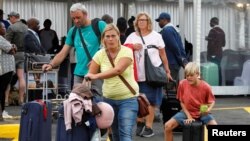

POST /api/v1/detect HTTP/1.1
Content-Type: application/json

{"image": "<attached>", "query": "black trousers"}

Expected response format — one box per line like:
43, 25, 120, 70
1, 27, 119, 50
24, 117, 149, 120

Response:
0, 71, 13, 111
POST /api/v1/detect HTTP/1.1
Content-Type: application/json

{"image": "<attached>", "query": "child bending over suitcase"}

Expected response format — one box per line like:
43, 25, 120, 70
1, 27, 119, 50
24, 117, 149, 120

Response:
164, 62, 217, 141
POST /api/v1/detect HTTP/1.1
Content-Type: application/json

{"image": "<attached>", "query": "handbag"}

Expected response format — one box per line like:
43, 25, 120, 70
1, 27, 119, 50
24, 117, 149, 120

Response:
106, 50, 150, 118
139, 31, 168, 87
137, 93, 150, 118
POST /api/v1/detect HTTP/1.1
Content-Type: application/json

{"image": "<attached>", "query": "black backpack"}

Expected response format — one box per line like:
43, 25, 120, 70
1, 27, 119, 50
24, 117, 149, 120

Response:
71, 18, 101, 47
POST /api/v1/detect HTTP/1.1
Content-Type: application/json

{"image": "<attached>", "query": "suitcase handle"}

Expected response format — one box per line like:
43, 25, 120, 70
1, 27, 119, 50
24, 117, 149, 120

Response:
83, 77, 91, 89
42, 72, 48, 101
166, 79, 177, 97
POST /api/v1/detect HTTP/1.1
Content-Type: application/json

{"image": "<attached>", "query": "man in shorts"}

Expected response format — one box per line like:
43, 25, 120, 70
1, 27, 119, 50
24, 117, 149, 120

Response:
5, 11, 28, 104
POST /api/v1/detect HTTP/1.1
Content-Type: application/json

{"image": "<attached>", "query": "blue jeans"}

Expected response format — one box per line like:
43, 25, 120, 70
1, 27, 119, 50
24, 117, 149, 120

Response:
104, 97, 138, 141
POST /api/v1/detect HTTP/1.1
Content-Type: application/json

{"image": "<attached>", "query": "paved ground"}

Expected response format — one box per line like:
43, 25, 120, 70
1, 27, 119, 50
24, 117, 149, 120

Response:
1, 95, 250, 141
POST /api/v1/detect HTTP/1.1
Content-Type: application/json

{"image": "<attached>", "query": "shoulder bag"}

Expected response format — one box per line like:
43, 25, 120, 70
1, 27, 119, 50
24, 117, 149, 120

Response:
139, 31, 168, 87
105, 50, 150, 118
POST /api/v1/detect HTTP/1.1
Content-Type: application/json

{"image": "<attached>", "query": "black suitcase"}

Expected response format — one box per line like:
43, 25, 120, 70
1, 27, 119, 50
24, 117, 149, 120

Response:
183, 121, 204, 141
160, 81, 182, 132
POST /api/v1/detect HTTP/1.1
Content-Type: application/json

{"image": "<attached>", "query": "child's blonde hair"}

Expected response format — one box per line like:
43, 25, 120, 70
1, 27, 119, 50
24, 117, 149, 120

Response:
184, 62, 200, 76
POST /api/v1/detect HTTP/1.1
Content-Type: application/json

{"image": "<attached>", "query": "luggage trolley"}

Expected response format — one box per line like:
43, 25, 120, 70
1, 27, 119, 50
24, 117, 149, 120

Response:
25, 53, 63, 120
25, 53, 58, 101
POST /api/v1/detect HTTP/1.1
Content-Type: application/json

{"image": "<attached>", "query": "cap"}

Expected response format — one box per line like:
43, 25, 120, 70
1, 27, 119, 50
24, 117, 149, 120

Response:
155, 12, 171, 22
8, 11, 20, 17
95, 102, 114, 129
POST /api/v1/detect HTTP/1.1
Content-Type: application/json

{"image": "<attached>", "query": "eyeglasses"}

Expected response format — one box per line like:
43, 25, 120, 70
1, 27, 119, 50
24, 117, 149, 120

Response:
104, 35, 117, 39
138, 19, 148, 22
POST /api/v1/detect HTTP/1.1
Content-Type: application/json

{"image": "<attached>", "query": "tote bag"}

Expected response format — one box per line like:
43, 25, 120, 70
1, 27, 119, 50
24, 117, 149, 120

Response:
144, 48, 167, 87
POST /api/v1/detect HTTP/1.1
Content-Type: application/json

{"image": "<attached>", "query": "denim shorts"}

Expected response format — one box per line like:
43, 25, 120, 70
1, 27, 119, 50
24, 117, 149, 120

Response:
173, 111, 216, 126
138, 82, 163, 107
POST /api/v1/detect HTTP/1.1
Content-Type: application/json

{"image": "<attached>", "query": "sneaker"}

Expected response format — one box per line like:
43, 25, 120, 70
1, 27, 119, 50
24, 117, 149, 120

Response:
2, 110, 13, 119
136, 122, 145, 136
141, 127, 155, 137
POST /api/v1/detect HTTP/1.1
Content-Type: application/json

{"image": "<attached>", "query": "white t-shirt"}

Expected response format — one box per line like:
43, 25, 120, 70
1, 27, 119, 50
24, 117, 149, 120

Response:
124, 30, 165, 82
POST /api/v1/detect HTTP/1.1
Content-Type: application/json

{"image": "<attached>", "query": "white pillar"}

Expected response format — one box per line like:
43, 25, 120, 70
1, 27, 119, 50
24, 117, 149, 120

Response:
239, 12, 245, 49
193, 0, 201, 66
179, 0, 185, 45
178, 0, 185, 80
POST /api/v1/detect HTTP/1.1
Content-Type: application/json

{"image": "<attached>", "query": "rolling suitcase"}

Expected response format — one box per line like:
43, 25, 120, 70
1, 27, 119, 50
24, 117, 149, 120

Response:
160, 81, 182, 132
200, 62, 219, 86
183, 121, 204, 141
19, 72, 52, 141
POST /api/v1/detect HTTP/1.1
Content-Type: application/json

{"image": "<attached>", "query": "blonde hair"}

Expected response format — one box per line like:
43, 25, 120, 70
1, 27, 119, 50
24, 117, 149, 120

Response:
184, 62, 200, 76
101, 23, 121, 48
134, 12, 153, 32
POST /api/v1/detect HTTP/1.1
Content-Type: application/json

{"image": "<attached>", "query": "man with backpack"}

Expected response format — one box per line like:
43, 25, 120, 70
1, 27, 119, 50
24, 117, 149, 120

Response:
42, 3, 106, 86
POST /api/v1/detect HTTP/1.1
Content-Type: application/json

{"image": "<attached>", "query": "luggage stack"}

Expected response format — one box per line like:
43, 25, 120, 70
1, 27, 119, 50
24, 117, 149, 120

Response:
55, 79, 108, 141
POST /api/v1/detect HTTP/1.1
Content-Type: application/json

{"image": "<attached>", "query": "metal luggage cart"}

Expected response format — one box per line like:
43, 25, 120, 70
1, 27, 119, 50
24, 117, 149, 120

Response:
25, 53, 57, 101
50, 93, 69, 121
25, 53, 64, 121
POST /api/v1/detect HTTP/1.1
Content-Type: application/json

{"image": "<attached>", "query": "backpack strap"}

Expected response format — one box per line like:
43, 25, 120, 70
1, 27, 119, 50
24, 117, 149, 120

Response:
78, 28, 92, 62
71, 26, 77, 47
71, 19, 101, 47
91, 18, 101, 44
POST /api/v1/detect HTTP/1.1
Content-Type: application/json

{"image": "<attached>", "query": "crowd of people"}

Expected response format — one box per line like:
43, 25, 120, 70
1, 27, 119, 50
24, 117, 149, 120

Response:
0, 2, 219, 141
0, 9, 59, 119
